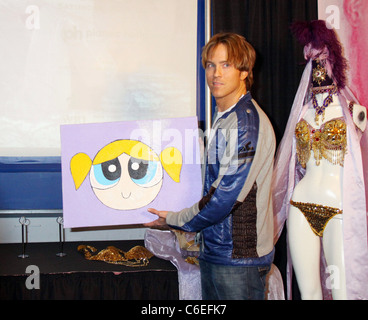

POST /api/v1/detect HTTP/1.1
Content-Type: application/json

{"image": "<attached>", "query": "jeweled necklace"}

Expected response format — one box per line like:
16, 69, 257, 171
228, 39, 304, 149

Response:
312, 84, 337, 123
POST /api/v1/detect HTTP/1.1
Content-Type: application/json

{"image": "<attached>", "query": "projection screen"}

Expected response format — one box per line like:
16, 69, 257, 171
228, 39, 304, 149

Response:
0, 0, 198, 156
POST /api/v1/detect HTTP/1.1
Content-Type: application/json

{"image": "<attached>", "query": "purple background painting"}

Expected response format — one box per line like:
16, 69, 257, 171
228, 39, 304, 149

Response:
60, 116, 202, 228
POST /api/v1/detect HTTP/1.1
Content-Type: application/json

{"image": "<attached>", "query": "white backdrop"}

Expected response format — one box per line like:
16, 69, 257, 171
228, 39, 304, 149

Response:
0, 0, 197, 156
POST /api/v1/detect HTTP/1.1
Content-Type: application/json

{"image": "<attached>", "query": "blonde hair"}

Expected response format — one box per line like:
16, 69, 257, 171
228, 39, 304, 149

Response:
70, 140, 182, 190
202, 32, 256, 90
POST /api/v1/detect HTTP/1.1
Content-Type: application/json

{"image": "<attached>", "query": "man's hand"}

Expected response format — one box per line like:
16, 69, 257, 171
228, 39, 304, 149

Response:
144, 208, 169, 228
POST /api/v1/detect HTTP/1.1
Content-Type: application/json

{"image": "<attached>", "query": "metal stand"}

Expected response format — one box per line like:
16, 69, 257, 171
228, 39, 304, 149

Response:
18, 217, 30, 258
56, 217, 66, 257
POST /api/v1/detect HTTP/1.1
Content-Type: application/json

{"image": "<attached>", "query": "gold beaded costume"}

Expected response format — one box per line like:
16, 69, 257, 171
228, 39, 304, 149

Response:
77, 244, 154, 266
290, 200, 342, 237
292, 116, 346, 237
295, 117, 347, 168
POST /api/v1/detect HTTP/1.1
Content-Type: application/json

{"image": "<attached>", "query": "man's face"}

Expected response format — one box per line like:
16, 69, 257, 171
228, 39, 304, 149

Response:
205, 43, 248, 109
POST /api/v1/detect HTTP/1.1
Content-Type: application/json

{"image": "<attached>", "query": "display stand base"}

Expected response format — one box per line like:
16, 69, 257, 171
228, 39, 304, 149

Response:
18, 217, 30, 258
56, 252, 66, 257
56, 217, 66, 257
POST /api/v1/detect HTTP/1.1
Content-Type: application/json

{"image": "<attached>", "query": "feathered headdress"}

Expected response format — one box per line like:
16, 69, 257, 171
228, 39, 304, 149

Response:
290, 20, 348, 90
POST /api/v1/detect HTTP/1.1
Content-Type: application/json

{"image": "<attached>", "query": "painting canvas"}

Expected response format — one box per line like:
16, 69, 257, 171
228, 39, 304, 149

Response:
60, 117, 202, 228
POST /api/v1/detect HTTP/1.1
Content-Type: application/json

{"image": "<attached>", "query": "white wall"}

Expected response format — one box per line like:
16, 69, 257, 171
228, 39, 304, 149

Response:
0, 0, 197, 156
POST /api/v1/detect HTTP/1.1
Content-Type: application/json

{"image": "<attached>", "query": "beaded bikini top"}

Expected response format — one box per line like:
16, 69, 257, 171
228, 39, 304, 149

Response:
295, 117, 347, 168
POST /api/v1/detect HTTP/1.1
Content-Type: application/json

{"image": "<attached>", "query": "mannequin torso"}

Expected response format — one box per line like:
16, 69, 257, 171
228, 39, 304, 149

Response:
288, 92, 367, 300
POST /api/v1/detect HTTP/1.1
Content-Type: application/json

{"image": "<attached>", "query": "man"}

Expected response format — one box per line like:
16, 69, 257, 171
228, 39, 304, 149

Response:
145, 33, 276, 300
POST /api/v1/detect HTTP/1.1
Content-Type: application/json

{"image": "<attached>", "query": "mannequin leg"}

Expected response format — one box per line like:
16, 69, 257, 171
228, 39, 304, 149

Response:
288, 206, 322, 300
322, 218, 347, 300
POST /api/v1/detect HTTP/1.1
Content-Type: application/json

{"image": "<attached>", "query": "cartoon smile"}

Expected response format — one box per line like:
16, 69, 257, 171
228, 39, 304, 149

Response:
121, 191, 131, 199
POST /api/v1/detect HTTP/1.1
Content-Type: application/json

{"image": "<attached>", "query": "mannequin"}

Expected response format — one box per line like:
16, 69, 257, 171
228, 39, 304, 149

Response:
288, 63, 367, 299
272, 20, 368, 300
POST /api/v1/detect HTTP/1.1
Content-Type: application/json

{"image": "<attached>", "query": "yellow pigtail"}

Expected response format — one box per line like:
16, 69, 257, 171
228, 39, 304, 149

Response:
160, 147, 182, 183
70, 153, 92, 190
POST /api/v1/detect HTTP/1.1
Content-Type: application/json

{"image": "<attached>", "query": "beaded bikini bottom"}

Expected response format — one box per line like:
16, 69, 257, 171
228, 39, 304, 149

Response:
290, 200, 342, 237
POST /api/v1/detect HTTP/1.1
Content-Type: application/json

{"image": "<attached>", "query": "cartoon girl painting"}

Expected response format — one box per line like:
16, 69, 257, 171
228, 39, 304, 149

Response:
69, 139, 182, 211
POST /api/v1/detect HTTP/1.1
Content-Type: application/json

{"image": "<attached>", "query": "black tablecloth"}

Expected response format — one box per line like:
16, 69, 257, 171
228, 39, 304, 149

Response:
0, 240, 179, 300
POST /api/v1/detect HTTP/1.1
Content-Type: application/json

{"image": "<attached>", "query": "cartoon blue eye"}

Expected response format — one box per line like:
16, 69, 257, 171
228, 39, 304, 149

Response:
128, 157, 163, 187
90, 158, 121, 189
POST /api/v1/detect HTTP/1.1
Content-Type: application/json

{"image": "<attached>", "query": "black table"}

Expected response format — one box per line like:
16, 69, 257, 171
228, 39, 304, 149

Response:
0, 240, 179, 300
